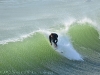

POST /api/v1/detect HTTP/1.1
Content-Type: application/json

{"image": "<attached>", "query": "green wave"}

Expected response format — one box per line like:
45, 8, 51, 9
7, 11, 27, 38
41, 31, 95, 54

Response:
68, 22, 100, 60
0, 32, 63, 74
0, 23, 100, 75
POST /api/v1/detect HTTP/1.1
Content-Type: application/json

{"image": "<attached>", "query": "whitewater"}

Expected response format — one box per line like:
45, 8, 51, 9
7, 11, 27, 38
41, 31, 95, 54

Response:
0, 0, 100, 75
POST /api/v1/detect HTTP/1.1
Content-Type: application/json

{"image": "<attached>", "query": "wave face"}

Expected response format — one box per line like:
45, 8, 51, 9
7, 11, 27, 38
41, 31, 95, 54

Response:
0, 0, 100, 75
0, 21, 100, 75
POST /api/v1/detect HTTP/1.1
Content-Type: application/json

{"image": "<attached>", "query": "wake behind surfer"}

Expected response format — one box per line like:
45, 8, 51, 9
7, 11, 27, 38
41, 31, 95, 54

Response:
49, 33, 58, 47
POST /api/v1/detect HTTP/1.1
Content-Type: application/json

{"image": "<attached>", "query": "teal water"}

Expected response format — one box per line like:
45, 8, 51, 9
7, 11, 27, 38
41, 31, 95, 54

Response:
0, 0, 100, 75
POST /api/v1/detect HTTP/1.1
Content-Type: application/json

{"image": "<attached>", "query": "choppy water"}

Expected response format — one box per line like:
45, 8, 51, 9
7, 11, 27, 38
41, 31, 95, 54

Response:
0, 0, 100, 75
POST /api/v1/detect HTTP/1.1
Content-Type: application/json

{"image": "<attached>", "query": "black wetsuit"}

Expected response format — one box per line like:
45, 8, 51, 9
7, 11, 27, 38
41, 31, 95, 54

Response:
49, 33, 58, 47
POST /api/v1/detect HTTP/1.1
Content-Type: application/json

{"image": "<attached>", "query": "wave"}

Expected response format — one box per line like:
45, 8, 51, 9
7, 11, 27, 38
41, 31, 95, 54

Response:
0, 18, 100, 75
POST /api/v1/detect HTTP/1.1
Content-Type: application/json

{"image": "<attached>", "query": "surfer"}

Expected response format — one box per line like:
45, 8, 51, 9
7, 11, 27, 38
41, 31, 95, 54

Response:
49, 33, 58, 47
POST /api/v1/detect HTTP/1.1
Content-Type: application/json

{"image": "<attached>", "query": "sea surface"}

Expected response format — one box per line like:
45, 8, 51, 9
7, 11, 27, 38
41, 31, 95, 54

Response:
0, 0, 100, 75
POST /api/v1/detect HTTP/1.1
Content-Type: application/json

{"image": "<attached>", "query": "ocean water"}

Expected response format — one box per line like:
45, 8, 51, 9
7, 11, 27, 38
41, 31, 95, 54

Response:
0, 0, 100, 75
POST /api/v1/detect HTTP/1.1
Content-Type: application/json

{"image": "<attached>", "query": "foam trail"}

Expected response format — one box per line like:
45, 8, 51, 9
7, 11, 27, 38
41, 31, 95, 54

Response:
57, 35, 83, 61
0, 31, 36, 45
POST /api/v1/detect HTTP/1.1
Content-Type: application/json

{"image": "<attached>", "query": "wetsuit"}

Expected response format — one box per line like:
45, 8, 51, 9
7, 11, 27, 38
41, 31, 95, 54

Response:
49, 33, 58, 47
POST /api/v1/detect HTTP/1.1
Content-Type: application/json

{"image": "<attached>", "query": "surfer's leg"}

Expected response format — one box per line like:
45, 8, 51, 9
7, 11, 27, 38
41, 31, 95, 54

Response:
53, 40, 57, 47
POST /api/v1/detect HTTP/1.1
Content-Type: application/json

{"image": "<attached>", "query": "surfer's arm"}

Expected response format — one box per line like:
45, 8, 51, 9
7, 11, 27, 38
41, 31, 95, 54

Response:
56, 34, 58, 42
49, 35, 52, 45
56, 38, 58, 42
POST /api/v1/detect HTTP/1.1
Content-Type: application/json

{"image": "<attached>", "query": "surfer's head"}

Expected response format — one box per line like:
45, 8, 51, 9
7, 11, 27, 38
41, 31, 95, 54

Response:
51, 34, 53, 37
